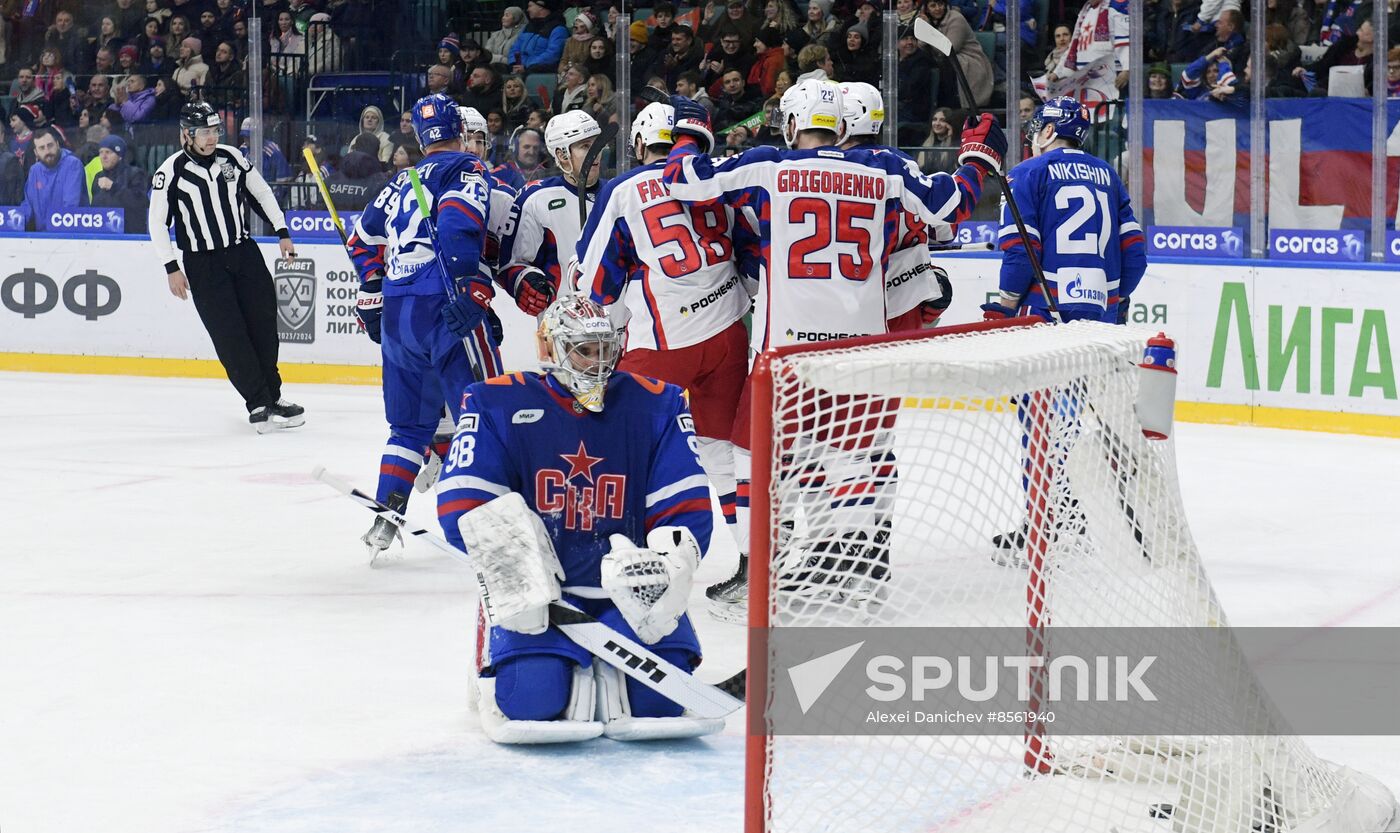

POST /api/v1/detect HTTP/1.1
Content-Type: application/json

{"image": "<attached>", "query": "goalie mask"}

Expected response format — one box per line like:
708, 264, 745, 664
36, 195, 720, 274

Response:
537, 295, 624, 413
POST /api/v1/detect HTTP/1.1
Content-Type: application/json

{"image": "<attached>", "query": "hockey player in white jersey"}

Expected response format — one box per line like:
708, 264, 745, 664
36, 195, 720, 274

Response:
576, 101, 756, 574
495, 111, 603, 316
663, 80, 1005, 617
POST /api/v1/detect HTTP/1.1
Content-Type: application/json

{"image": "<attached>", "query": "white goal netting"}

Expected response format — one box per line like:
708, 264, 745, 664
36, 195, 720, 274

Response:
747, 321, 1397, 833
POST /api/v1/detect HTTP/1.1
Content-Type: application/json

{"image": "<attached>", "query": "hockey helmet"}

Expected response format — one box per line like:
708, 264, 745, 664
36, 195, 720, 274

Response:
537, 295, 624, 413
839, 82, 884, 140
411, 92, 461, 149
1025, 96, 1092, 148
178, 100, 222, 140
460, 105, 491, 157
779, 79, 845, 148
629, 102, 675, 159
544, 110, 602, 161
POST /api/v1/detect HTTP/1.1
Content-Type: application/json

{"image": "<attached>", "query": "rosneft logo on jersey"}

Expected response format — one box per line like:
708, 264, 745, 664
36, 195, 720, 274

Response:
785, 328, 864, 342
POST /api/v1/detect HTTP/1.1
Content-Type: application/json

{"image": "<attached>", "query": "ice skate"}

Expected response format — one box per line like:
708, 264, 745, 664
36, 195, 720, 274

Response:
706, 554, 749, 624
362, 492, 408, 565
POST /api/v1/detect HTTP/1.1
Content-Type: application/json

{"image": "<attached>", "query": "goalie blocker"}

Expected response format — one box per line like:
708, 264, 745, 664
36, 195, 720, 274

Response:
439, 296, 723, 744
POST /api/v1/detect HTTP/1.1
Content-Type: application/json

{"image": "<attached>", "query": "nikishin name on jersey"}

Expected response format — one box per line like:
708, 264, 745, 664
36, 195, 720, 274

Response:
776, 169, 886, 200
535, 470, 627, 531
679, 273, 739, 315
1045, 161, 1112, 187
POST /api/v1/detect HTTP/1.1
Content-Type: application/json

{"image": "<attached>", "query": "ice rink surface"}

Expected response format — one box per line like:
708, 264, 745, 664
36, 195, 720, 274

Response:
3, 371, 1398, 833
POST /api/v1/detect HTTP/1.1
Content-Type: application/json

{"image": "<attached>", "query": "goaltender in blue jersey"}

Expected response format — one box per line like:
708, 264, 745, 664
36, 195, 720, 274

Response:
984, 97, 1147, 324
437, 295, 719, 745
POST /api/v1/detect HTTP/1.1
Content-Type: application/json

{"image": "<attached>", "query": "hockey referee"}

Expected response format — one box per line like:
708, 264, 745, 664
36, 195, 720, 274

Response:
147, 101, 306, 433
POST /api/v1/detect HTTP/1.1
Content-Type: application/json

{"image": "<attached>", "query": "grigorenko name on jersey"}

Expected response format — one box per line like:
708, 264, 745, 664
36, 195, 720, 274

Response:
776, 168, 887, 199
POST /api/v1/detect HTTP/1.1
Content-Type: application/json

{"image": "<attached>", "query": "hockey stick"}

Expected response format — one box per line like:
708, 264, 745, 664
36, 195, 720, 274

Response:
574, 121, 619, 228
302, 147, 350, 248
406, 166, 488, 382
913, 17, 1061, 320
311, 466, 747, 718
929, 241, 994, 252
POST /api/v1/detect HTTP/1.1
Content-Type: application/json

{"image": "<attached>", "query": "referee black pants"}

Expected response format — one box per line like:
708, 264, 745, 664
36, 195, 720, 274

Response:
185, 239, 283, 412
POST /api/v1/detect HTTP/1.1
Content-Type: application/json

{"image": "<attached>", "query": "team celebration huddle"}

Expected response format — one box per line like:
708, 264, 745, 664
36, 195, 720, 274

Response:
322, 73, 1145, 745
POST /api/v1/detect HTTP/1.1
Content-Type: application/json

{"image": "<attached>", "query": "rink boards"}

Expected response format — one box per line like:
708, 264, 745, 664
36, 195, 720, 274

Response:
0, 234, 1397, 437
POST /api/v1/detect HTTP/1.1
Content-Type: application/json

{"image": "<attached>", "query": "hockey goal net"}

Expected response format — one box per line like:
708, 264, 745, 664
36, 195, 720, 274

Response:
745, 319, 1397, 833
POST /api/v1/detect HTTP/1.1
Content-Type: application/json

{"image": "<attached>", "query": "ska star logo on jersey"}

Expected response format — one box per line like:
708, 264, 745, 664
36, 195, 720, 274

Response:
559, 440, 604, 483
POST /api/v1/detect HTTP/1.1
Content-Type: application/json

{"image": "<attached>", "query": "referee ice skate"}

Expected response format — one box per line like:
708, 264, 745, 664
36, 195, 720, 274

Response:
147, 101, 305, 433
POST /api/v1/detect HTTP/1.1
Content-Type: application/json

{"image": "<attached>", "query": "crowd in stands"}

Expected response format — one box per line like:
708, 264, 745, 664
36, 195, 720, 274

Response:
0, 0, 1394, 229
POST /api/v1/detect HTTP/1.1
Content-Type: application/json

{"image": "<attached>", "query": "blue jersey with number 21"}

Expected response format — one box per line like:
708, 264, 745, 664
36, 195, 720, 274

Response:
998, 148, 1147, 322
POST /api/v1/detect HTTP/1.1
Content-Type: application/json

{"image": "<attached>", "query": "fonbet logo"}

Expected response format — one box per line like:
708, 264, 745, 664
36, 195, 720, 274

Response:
786, 642, 1159, 713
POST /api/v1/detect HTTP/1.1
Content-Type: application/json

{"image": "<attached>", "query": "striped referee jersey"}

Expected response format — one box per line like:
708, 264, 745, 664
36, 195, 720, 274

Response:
147, 144, 289, 273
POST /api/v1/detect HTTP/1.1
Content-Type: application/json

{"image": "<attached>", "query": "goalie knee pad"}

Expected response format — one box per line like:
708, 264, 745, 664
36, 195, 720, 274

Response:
476, 660, 602, 744
494, 654, 573, 721
593, 659, 724, 741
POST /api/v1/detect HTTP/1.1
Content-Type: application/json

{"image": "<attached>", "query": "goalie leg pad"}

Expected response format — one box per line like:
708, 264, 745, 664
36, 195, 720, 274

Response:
594, 661, 724, 741
476, 662, 603, 745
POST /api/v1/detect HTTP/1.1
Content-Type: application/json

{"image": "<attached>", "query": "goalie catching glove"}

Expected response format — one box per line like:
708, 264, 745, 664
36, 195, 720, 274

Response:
457, 492, 564, 635
600, 527, 701, 644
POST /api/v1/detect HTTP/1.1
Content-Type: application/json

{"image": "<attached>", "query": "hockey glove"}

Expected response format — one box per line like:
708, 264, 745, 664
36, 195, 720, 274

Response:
959, 113, 1007, 175
443, 280, 494, 339
670, 95, 715, 156
1117, 296, 1131, 325
920, 266, 953, 328
355, 274, 384, 344
487, 305, 504, 346
513, 266, 556, 316
980, 291, 1021, 321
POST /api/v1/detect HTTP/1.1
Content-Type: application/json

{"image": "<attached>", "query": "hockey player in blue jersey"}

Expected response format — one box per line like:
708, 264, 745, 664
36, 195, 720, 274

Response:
981, 97, 1148, 556
437, 295, 721, 744
347, 92, 504, 561
980, 96, 1147, 325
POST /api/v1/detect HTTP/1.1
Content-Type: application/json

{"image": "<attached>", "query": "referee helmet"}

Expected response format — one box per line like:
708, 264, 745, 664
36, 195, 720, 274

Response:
179, 101, 222, 141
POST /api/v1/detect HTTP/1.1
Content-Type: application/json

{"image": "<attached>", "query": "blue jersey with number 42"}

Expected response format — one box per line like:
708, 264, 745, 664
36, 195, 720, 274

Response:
998, 148, 1146, 321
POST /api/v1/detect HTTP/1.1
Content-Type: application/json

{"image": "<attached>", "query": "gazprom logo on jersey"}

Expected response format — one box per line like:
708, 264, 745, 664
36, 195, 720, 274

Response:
1386, 231, 1400, 264
954, 222, 997, 247
47, 207, 124, 234
286, 210, 361, 239
1063, 274, 1106, 304
1269, 228, 1366, 262
1147, 226, 1242, 258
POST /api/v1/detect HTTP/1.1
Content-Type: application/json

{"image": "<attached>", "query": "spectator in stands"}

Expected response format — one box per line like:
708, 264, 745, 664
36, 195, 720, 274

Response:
1266, 0, 1312, 49
584, 35, 614, 78
116, 44, 141, 80
90, 48, 118, 82
145, 43, 176, 77
86, 17, 124, 73
208, 41, 246, 100
348, 105, 392, 163
510, 0, 567, 75
703, 31, 756, 92
676, 70, 715, 114
922, 0, 994, 106
231, 19, 249, 64
89, 134, 149, 232
723, 123, 754, 156
174, 37, 209, 92
1018, 95, 1035, 121
801, 0, 841, 47
438, 33, 466, 89
147, 0, 173, 32
166, 15, 192, 55
754, 68, 794, 144
9, 68, 45, 112
979, 0, 1038, 68
486, 6, 527, 67
1387, 46, 1400, 97
150, 76, 186, 123
917, 108, 958, 171
390, 142, 423, 174
833, 22, 878, 81
894, 0, 920, 28
1049, 0, 1130, 100
1304, 18, 1376, 93
35, 47, 75, 102
462, 39, 491, 73
212, 0, 240, 35
114, 72, 157, 123
324, 133, 388, 210
133, 19, 162, 63
44, 10, 85, 74
703, 0, 762, 46
194, 11, 223, 60
1313, 0, 1367, 45
525, 108, 549, 129
630, 22, 660, 93
270, 10, 305, 55
1201, 9, 1248, 71
652, 24, 705, 90
1266, 23, 1303, 76
7, 108, 37, 162
560, 11, 597, 76
73, 74, 115, 127
795, 43, 833, 82
425, 64, 454, 95
648, 3, 680, 52
99, 108, 128, 143
552, 63, 588, 113
112, 0, 146, 41
486, 110, 509, 161
748, 28, 787, 98
18, 127, 86, 232
1046, 24, 1072, 72
895, 29, 934, 142
713, 68, 761, 130
1177, 46, 1237, 99
463, 67, 501, 116
760, 0, 802, 34
1147, 64, 1175, 97
306, 13, 343, 75
387, 110, 417, 157
499, 75, 540, 130
0, 124, 21, 206
583, 73, 617, 124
